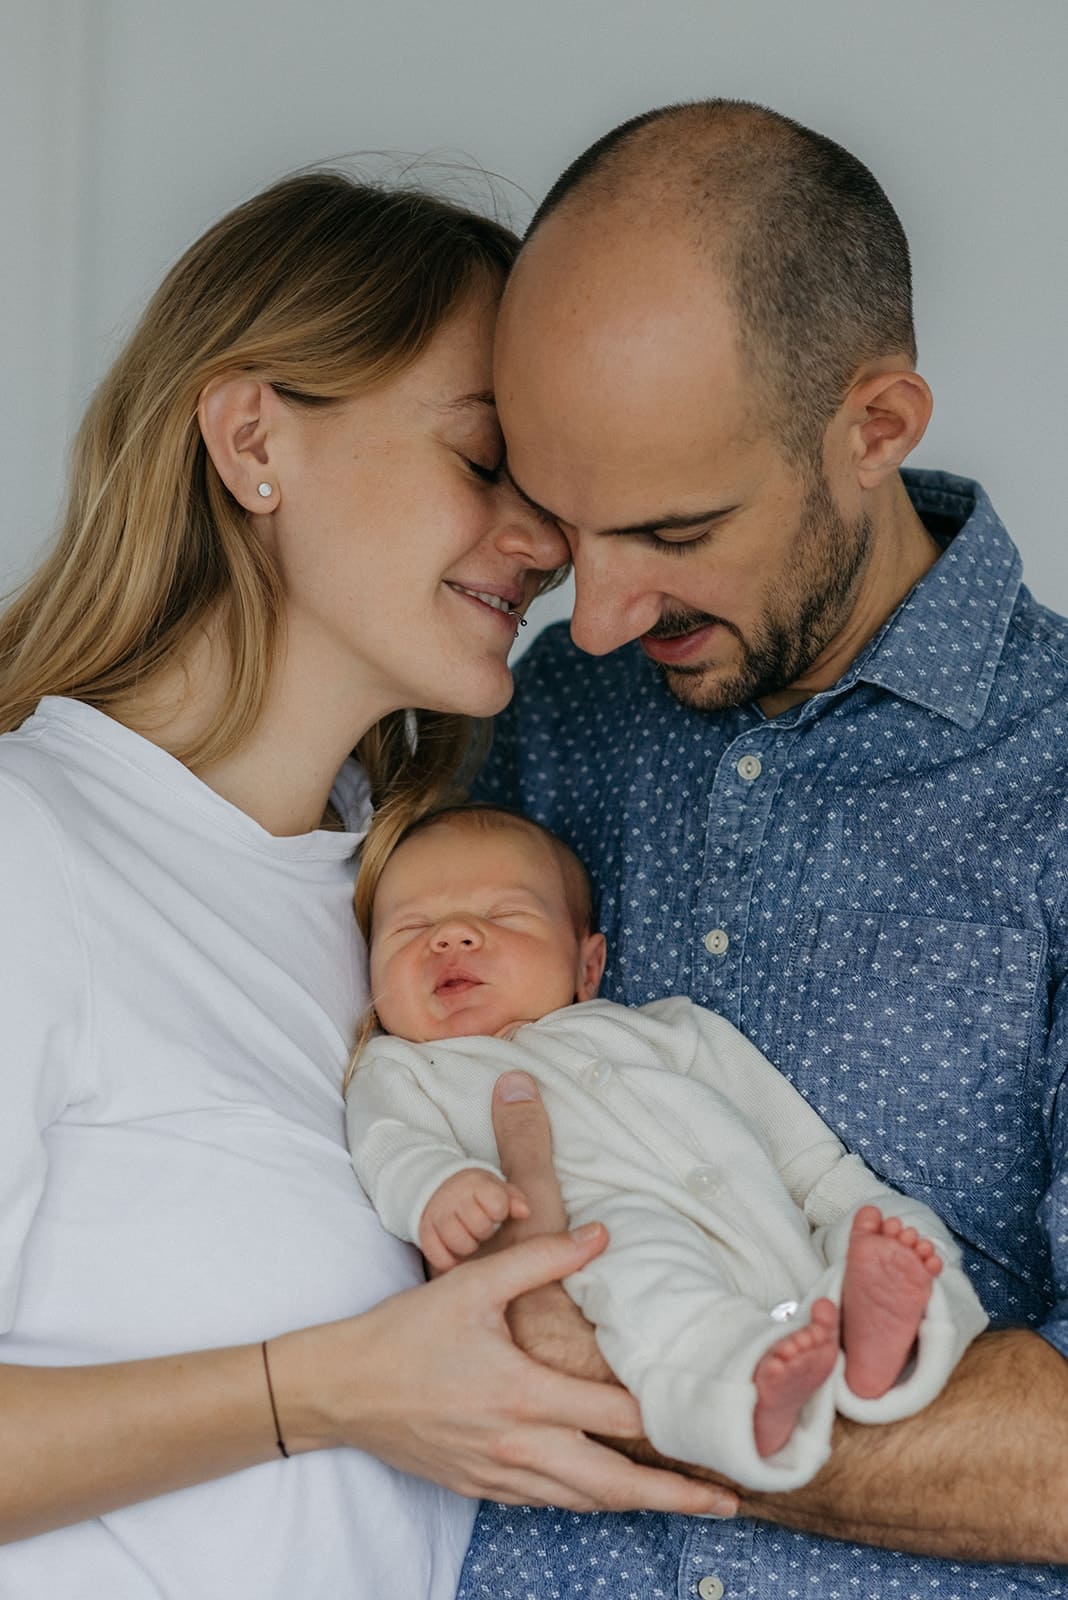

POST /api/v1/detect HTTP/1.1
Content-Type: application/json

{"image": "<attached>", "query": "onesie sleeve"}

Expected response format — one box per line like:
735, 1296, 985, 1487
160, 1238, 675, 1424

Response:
346, 1041, 505, 1244
0, 772, 91, 1331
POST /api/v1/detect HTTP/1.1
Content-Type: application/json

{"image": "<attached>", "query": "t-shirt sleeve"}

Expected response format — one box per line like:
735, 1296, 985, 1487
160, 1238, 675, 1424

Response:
0, 772, 90, 1330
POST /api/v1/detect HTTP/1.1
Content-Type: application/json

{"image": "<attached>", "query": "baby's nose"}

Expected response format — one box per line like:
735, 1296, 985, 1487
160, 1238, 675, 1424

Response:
431, 921, 480, 950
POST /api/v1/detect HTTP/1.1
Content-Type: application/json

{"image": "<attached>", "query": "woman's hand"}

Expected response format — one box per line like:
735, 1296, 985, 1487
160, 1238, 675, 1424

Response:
269, 1223, 731, 1515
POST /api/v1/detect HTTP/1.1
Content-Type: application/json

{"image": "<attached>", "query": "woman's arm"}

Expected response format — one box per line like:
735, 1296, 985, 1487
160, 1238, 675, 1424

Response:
489, 1073, 1068, 1563
0, 1225, 732, 1544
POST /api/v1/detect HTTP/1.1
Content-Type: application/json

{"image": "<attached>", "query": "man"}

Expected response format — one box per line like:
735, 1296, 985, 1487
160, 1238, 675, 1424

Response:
461, 100, 1068, 1599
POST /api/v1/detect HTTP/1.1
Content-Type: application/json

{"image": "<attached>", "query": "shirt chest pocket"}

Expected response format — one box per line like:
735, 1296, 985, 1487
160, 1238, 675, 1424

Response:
779, 910, 1044, 1192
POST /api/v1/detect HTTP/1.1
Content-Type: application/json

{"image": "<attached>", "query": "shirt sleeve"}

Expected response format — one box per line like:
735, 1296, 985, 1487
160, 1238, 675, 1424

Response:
345, 1041, 505, 1243
0, 772, 91, 1331
1036, 933, 1068, 1358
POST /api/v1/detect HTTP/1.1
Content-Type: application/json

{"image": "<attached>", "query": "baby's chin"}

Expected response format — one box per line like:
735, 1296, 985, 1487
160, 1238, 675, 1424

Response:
396, 999, 534, 1044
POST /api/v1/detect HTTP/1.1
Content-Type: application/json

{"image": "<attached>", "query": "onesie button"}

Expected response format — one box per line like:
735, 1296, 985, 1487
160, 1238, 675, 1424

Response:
584, 1060, 613, 1090
686, 1165, 723, 1200
769, 1300, 799, 1322
698, 1577, 725, 1600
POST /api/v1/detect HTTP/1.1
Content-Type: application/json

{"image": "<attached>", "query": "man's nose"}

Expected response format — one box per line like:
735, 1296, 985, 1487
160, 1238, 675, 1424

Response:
431, 919, 483, 951
569, 551, 662, 657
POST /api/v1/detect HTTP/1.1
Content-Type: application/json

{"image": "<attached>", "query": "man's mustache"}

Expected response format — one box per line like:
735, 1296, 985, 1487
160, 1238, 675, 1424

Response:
645, 608, 739, 643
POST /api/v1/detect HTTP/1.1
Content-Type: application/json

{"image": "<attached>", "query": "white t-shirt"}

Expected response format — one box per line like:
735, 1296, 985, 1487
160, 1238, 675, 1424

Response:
0, 698, 472, 1599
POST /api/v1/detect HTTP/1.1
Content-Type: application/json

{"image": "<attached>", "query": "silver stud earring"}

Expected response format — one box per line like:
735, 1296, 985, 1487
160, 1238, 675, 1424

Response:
257, 482, 273, 499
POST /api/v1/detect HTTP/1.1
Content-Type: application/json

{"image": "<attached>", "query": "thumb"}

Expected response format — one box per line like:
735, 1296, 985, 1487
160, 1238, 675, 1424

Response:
472, 1222, 608, 1307
492, 1072, 567, 1231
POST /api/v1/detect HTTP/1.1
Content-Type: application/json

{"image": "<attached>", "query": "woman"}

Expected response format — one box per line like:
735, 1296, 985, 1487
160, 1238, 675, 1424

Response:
0, 173, 724, 1597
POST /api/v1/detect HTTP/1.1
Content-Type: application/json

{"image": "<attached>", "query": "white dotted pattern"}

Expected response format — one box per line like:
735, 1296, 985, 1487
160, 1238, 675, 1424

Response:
460, 472, 1068, 1599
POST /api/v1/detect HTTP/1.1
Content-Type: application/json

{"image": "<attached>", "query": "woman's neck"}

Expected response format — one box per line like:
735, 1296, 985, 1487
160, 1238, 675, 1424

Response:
121, 611, 387, 837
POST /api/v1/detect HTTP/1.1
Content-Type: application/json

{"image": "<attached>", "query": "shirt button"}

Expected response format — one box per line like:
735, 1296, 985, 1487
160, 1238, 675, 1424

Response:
686, 1165, 723, 1200
736, 753, 762, 782
703, 928, 729, 956
698, 1577, 725, 1600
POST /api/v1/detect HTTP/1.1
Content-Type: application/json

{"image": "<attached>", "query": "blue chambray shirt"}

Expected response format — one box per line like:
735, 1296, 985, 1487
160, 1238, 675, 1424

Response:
458, 470, 1068, 1600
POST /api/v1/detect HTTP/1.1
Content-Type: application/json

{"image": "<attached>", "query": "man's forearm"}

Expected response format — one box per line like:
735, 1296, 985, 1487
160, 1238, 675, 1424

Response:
522, 1295, 1066, 1563
489, 1082, 1067, 1563
736, 1327, 1067, 1562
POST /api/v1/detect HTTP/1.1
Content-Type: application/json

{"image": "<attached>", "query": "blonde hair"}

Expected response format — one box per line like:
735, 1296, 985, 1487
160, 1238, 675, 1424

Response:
0, 170, 544, 832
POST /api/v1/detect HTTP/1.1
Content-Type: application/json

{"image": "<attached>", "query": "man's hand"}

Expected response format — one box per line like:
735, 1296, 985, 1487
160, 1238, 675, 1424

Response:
489, 1069, 741, 1514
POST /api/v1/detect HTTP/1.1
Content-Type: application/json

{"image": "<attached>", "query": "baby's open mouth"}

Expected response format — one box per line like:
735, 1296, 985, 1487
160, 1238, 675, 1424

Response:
435, 975, 482, 996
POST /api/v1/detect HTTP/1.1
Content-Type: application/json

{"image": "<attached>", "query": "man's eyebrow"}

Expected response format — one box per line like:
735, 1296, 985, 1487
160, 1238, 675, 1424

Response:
504, 466, 734, 536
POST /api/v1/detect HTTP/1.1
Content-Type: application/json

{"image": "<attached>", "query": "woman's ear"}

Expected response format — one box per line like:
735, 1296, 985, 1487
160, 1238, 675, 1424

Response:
198, 375, 281, 512
575, 931, 608, 1002
843, 365, 933, 490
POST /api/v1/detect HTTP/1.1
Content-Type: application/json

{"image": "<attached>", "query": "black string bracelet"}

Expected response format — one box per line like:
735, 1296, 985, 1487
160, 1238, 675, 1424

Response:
261, 1339, 290, 1459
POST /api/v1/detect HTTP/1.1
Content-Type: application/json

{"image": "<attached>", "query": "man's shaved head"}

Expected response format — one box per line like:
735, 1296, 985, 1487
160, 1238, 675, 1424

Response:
525, 99, 916, 468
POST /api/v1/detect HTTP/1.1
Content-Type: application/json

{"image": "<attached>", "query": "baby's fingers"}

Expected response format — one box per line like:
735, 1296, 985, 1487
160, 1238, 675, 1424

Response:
506, 1182, 531, 1220
420, 1223, 463, 1274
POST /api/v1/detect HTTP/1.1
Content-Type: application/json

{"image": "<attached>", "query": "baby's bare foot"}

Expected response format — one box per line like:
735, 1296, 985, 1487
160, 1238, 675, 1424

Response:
841, 1204, 942, 1399
752, 1298, 839, 1458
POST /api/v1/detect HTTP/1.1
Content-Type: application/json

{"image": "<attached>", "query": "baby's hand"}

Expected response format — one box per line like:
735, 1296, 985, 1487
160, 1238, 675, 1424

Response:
419, 1169, 531, 1273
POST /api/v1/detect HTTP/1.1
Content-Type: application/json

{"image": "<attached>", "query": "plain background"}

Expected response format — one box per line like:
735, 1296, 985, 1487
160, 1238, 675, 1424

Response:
5, 0, 1067, 651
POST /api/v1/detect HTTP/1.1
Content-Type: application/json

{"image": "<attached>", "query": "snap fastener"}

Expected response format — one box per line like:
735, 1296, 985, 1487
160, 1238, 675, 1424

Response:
584, 1060, 613, 1090
703, 928, 729, 956
686, 1165, 723, 1200
769, 1299, 800, 1323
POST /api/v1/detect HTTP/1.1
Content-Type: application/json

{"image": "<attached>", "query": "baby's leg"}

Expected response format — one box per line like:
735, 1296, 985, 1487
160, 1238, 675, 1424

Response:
840, 1204, 942, 1400
752, 1299, 839, 1458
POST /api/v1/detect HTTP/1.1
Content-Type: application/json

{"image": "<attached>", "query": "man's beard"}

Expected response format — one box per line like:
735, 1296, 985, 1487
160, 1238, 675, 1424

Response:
648, 470, 874, 711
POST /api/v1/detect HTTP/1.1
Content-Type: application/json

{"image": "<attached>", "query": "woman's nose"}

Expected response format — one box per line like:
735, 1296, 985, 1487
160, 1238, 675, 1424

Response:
495, 485, 570, 572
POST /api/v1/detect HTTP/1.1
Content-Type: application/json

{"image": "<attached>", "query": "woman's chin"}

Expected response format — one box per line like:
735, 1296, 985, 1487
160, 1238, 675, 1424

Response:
427, 662, 516, 719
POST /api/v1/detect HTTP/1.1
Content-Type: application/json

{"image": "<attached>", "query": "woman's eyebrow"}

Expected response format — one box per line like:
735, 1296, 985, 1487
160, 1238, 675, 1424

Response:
440, 390, 497, 413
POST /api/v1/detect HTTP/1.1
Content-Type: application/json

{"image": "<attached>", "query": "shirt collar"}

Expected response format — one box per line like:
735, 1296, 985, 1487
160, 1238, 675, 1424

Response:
829, 469, 1022, 731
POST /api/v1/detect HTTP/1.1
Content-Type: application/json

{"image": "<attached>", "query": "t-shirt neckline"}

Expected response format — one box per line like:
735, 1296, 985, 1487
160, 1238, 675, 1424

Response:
27, 696, 372, 861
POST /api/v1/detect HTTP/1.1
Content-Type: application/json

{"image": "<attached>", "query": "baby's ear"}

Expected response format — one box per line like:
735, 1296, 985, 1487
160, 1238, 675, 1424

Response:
575, 931, 607, 1001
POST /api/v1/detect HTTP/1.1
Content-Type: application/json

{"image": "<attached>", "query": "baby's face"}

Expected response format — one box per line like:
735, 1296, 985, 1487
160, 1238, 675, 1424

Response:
369, 823, 606, 1042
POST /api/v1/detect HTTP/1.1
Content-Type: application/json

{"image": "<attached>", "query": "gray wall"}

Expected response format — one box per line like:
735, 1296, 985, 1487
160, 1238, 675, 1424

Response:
5, 0, 1067, 651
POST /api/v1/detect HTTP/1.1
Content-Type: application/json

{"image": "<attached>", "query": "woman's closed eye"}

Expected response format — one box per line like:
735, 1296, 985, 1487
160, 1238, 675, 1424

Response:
463, 454, 503, 484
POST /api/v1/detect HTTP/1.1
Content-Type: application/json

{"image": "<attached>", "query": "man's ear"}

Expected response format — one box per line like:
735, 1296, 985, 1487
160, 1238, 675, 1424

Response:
843, 365, 933, 490
198, 375, 281, 512
575, 931, 608, 1001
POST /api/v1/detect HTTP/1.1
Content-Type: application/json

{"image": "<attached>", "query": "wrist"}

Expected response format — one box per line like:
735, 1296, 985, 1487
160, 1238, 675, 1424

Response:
259, 1324, 344, 1455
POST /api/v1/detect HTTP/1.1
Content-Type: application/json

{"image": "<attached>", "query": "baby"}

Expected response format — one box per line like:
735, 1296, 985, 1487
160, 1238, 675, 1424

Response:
346, 805, 987, 1490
